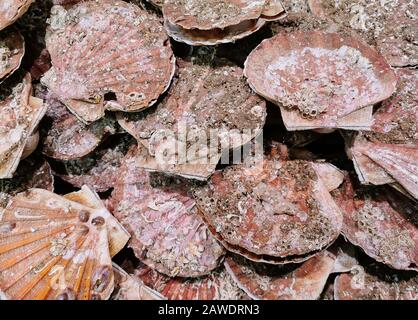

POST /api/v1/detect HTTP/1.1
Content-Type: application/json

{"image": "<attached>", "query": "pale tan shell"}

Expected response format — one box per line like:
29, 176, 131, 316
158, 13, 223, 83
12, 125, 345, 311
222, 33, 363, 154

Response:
0, 30, 25, 82
225, 251, 336, 300
111, 264, 165, 300
244, 31, 397, 130
0, 187, 118, 300
0, 0, 34, 30
0, 74, 47, 178
42, 1, 175, 123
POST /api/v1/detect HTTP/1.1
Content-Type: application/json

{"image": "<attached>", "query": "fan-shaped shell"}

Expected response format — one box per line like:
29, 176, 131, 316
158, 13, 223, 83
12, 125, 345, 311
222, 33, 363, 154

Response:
0, 188, 117, 300
111, 264, 165, 300
42, 1, 175, 123
333, 178, 418, 271
56, 135, 133, 192
163, 0, 266, 31
244, 31, 397, 130
0, 30, 25, 82
193, 147, 343, 264
112, 145, 225, 278
118, 58, 266, 180
0, 0, 34, 30
225, 251, 336, 300
0, 73, 47, 179
36, 85, 117, 160
334, 263, 418, 300
135, 263, 249, 300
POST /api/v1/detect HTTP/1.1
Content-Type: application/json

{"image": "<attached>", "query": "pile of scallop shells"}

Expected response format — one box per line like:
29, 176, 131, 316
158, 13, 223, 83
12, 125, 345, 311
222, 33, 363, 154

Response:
0, 0, 416, 300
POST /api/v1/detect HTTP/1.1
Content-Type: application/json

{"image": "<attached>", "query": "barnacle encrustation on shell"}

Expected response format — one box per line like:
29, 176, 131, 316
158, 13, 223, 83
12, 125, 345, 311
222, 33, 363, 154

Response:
192, 143, 343, 264
36, 85, 118, 161
54, 135, 134, 193
224, 251, 336, 300
0, 155, 54, 208
347, 68, 417, 199
112, 145, 225, 278
0, 30, 25, 82
111, 263, 165, 300
135, 262, 249, 300
244, 31, 397, 131
162, 0, 286, 46
41, 0, 175, 124
0, 0, 34, 30
0, 186, 129, 300
334, 261, 418, 300
0, 73, 47, 179
332, 176, 418, 271
118, 58, 267, 181
309, 0, 418, 67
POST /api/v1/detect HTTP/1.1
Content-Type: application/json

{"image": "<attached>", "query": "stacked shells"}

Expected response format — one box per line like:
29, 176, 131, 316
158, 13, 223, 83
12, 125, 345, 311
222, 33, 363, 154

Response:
0, 0, 417, 300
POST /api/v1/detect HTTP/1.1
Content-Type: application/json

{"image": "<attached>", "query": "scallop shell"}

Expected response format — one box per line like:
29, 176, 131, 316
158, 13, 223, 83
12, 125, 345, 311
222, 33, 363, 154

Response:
0, 73, 47, 179
162, 0, 286, 45
244, 31, 397, 130
224, 251, 336, 300
0, 30, 25, 82
0, 187, 119, 300
135, 263, 249, 300
0, 156, 54, 208
41, 1, 175, 123
55, 135, 133, 192
309, 0, 418, 67
111, 264, 165, 300
193, 146, 343, 264
118, 58, 266, 180
311, 162, 344, 192
0, 0, 34, 30
112, 145, 225, 278
37, 85, 117, 161
334, 262, 418, 300
332, 178, 418, 271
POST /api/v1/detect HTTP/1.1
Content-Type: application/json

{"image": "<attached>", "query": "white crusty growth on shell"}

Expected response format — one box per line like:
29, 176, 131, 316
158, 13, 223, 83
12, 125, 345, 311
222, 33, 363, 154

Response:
0, 74, 47, 179
42, 1, 175, 123
0, 30, 25, 82
0, 186, 129, 300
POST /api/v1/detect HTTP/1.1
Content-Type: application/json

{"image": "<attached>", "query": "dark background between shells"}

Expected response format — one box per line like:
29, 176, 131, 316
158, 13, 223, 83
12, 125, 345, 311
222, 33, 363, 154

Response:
4, 0, 417, 299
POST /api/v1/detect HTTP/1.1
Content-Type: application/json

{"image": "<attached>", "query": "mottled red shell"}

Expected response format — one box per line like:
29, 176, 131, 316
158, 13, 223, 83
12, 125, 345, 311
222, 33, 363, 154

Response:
42, 0, 175, 123
333, 178, 418, 271
118, 58, 266, 180
112, 146, 225, 277
0, 0, 34, 30
0, 30, 25, 82
334, 263, 418, 300
244, 31, 397, 130
193, 148, 343, 264
135, 263, 249, 300
225, 252, 336, 300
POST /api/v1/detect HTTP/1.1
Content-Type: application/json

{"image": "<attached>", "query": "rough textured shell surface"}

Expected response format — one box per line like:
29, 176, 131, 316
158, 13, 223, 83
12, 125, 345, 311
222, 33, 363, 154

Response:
56, 135, 133, 193
42, 0, 175, 123
0, 30, 25, 82
193, 147, 343, 264
162, 0, 266, 30
333, 178, 418, 271
0, 188, 115, 300
334, 262, 418, 300
0, 74, 47, 179
36, 85, 116, 160
224, 251, 335, 300
112, 146, 225, 278
135, 263, 248, 300
118, 58, 266, 180
0, 0, 34, 30
244, 31, 397, 121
